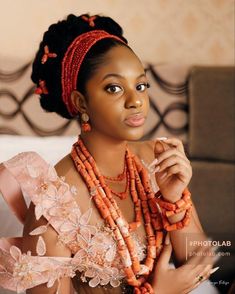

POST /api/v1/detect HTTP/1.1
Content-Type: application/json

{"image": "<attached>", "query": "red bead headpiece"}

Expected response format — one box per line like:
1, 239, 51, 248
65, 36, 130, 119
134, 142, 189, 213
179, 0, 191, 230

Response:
61, 30, 125, 116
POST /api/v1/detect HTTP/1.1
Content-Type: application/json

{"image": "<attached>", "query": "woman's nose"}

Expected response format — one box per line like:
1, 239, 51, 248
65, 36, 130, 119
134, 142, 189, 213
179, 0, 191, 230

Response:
125, 92, 143, 109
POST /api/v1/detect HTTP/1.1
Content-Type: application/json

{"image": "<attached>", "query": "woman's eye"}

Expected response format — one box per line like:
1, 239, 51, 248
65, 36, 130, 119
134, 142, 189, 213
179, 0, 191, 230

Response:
136, 83, 150, 92
106, 85, 122, 93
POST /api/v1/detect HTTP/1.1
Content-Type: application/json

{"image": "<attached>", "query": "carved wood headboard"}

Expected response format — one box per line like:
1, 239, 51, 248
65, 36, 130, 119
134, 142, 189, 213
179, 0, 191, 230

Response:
0, 61, 189, 146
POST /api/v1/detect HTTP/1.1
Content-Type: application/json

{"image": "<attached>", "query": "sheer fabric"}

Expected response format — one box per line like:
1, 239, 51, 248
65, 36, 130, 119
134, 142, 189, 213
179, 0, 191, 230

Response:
0, 152, 147, 293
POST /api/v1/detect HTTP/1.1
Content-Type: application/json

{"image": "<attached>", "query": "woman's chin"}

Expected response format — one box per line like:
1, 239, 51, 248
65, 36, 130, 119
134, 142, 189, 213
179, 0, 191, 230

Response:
122, 128, 145, 141
93, 125, 145, 142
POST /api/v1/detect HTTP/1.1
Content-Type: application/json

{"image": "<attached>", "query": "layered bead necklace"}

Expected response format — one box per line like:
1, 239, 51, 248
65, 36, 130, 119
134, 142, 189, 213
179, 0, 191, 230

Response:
71, 137, 165, 294
103, 159, 130, 200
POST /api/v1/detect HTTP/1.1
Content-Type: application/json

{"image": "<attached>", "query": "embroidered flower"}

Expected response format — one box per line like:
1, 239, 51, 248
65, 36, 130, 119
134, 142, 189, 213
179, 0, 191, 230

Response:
4, 245, 76, 293
84, 266, 124, 288
46, 184, 79, 221
26, 164, 78, 223
59, 207, 97, 244
70, 226, 127, 288
26, 164, 58, 219
72, 247, 125, 287
10, 246, 43, 293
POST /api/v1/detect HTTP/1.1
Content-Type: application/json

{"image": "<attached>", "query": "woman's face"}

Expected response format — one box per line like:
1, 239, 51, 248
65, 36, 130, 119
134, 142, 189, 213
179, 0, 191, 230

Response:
84, 45, 150, 141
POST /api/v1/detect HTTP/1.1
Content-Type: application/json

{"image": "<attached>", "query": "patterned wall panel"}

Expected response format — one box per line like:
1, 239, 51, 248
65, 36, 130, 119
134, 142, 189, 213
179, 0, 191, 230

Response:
0, 61, 190, 151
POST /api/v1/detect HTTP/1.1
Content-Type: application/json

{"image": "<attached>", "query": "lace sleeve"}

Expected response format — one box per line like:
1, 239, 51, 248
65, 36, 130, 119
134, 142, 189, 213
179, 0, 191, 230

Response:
0, 152, 79, 293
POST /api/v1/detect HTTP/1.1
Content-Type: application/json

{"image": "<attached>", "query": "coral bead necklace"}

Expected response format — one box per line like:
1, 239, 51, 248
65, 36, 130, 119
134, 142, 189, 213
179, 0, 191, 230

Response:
104, 158, 130, 200
71, 137, 166, 293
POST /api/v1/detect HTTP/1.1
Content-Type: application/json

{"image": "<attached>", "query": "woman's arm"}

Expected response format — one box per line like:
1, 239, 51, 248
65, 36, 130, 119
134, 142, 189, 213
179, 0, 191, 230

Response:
22, 202, 72, 294
169, 202, 210, 265
149, 138, 214, 266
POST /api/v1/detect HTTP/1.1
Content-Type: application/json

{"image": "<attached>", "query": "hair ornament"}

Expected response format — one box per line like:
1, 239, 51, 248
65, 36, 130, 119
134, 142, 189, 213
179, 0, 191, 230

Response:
81, 15, 97, 27
61, 30, 125, 116
41, 45, 57, 64
34, 80, 49, 95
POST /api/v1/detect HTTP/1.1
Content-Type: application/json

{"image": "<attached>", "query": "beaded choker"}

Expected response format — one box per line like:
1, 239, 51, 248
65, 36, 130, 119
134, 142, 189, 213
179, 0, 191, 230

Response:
61, 30, 126, 116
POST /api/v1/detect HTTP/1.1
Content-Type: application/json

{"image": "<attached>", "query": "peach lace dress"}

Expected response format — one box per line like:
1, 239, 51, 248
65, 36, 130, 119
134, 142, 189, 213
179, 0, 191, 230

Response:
0, 152, 149, 294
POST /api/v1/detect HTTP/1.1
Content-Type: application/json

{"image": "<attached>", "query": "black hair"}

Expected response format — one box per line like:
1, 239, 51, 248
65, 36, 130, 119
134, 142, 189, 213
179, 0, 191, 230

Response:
31, 14, 129, 119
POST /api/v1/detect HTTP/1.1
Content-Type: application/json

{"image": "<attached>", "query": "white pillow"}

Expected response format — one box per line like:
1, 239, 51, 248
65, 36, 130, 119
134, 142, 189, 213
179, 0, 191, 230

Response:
0, 135, 77, 165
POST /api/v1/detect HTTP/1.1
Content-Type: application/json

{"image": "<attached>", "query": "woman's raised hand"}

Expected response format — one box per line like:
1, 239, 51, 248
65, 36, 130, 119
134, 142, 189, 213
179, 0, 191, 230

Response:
150, 137, 192, 203
150, 234, 216, 294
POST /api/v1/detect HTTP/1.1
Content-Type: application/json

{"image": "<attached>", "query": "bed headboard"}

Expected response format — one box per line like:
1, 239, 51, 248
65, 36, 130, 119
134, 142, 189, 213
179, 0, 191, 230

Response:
0, 60, 190, 141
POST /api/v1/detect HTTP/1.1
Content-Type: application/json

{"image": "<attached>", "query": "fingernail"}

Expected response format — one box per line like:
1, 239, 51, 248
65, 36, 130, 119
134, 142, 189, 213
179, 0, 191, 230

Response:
210, 267, 220, 275
149, 158, 158, 168
165, 233, 170, 245
156, 137, 168, 141
153, 166, 160, 173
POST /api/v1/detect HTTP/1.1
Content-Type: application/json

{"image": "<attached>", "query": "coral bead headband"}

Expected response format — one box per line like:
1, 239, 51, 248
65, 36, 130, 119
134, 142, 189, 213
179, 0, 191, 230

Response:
61, 30, 126, 116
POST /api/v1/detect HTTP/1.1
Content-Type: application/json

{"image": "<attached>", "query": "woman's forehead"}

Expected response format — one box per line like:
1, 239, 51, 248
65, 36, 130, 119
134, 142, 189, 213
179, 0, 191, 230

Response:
95, 45, 145, 79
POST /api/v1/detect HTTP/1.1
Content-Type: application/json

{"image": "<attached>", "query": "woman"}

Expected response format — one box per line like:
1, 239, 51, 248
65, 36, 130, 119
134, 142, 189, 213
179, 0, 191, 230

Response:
0, 14, 218, 294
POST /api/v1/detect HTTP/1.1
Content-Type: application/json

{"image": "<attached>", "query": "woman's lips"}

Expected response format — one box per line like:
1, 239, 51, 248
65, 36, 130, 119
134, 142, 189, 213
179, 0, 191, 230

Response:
124, 114, 145, 127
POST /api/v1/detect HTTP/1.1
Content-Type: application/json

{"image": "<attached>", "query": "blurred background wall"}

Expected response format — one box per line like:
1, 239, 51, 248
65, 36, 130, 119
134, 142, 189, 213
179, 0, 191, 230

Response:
0, 0, 234, 67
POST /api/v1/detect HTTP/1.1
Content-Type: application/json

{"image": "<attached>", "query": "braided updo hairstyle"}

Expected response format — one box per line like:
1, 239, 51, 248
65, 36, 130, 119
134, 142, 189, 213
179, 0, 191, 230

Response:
31, 14, 128, 119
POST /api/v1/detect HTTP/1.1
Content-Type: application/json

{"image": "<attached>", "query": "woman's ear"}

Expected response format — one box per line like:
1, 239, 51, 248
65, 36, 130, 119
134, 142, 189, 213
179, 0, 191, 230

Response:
70, 90, 88, 114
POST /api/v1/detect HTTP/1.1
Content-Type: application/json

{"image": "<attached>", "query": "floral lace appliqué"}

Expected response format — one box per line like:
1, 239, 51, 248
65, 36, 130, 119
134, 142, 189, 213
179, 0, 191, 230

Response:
1, 152, 147, 292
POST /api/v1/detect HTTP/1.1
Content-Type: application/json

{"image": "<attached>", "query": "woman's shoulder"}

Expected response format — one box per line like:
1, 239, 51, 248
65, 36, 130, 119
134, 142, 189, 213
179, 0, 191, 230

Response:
54, 153, 76, 180
54, 153, 88, 197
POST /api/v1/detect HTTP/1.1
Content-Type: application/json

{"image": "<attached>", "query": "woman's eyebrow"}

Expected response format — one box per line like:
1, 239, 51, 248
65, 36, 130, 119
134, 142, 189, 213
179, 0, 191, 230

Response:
102, 72, 146, 81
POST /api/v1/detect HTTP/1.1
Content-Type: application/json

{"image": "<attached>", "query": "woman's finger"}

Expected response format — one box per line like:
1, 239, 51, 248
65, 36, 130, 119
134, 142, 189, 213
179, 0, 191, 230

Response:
197, 264, 213, 282
177, 262, 205, 277
185, 243, 211, 266
155, 233, 172, 270
186, 265, 220, 293
154, 141, 170, 156
194, 264, 212, 279
159, 164, 191, 182
175, 263, 208, 294
182, 250, 214, 280
184, 264, 212, 293
161, 137, 186, 155
154, 155, 191, 174
153, 148, 190, 166
192, 242, 216, 267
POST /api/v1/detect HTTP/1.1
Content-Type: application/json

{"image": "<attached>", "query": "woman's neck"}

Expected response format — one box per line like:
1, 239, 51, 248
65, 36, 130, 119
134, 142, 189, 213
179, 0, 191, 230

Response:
80, 131, 128, 177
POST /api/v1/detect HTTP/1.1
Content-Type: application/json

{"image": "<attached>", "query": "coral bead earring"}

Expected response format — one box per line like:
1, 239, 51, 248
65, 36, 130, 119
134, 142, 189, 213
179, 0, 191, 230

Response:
81, 113, 91, 132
